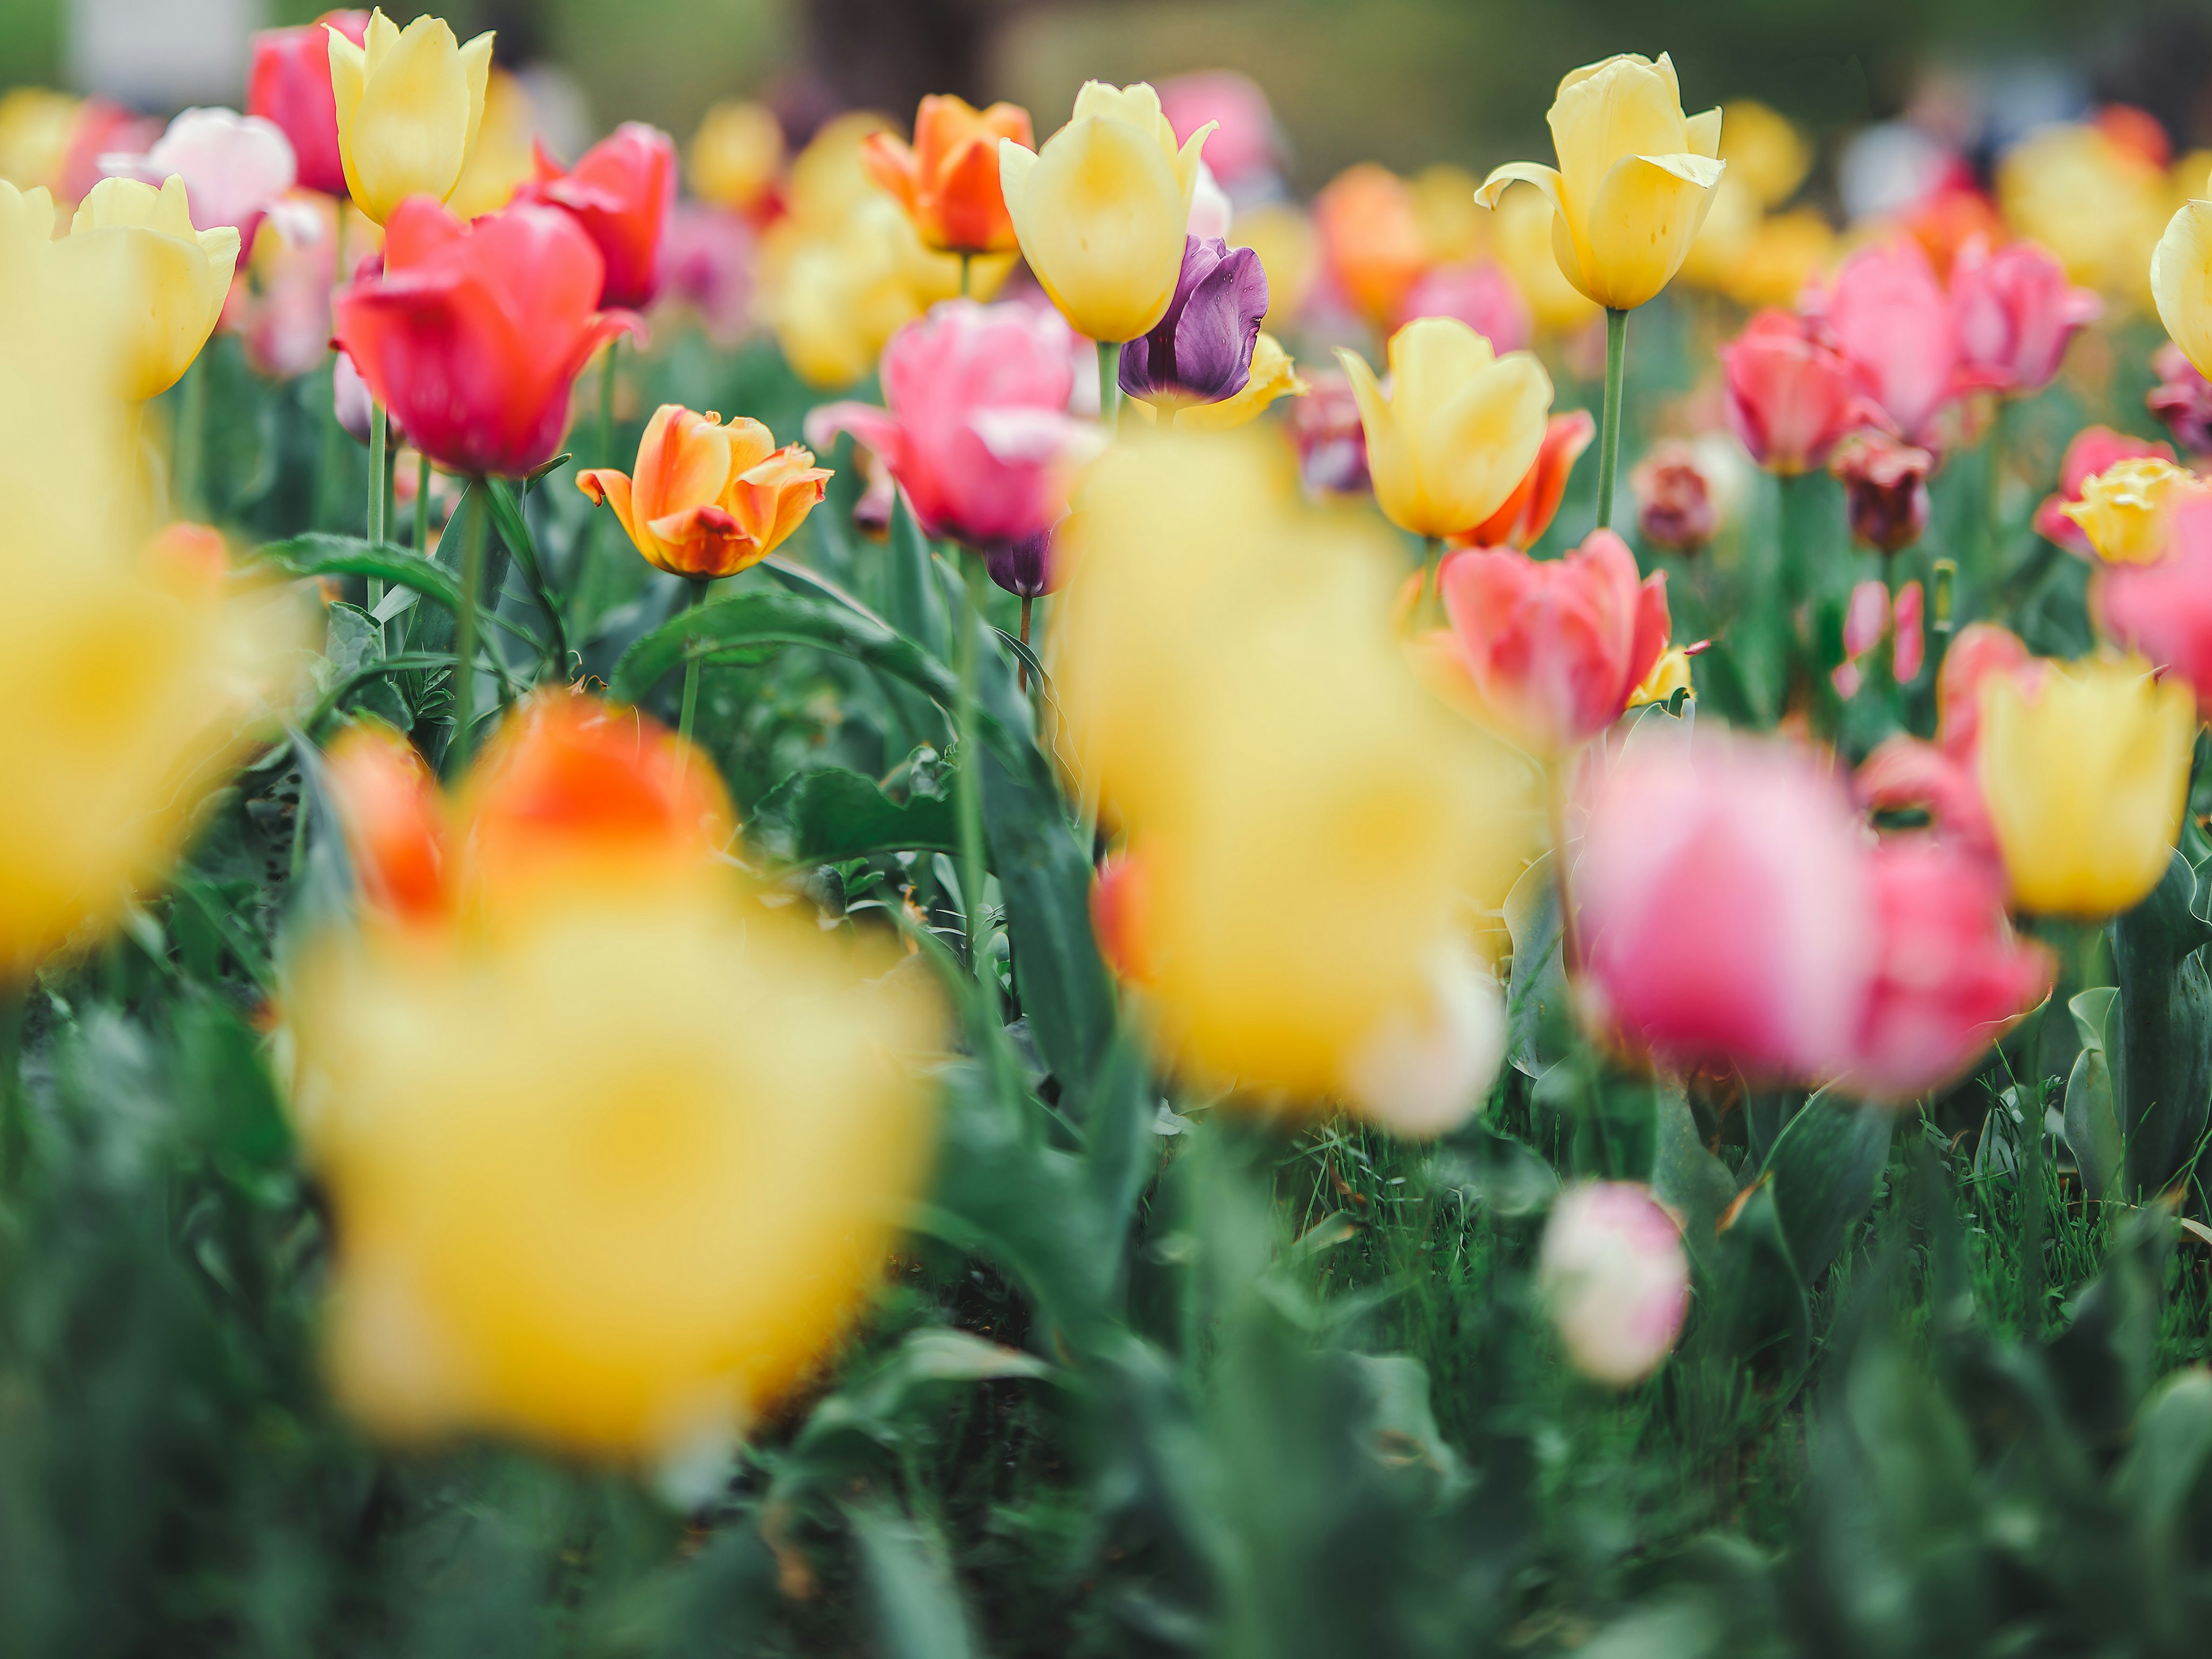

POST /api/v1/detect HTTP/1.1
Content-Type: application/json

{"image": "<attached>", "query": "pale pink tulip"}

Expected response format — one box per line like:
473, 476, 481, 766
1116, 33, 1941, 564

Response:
101, 106, 304, 256
1806, 240, 1963, 446
1949, 235, 2100, 397
1397, 259, 1531, 354
1157, 71, 1279, 195
1539, 1182, 1690, 1387
2094, 491, 2212, 717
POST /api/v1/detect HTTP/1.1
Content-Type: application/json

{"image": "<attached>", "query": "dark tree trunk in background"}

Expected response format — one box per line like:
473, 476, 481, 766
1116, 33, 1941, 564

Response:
797, 0, 1024, 130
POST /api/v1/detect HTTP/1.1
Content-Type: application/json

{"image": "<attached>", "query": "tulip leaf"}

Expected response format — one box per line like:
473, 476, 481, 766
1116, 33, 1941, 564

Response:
886, 494, 951, 661
2111, 850, 2212, 1199
747, 766, 959, 863
262, 532, 542, 653
1502, 854, 1567, 1079
1756, 1086, 1892, 1289
1650, 1085, 1738, 1264
843, 1502, 980, 1659
483, 479, 569, 672
2063, 986, 2123, 1202
1703, 1180, 1811, 1384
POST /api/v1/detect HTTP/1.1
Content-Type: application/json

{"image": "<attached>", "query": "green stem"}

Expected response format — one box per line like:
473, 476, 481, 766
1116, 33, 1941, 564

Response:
413, 450, 431, 552
1546, 764, 1582, 978
1097, 340, 1122, 434
176, 354, 209, 520
446, 479, 488, 780
0, 980, 21, 1194
366, 402, 388, 615
1420, 533, 1443, 628
1018, 594, 1032, 694
956, 551, 1000, 1010
676, 579, 707, 759
959, 251, 972, 298
313, 365, 343, 532
1595, 306, 1627, 531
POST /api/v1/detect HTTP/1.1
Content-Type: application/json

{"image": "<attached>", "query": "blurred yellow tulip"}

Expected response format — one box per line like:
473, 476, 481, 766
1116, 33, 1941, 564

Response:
2153, 166, 2212, 380
2063, 457, 2205, 565
2001, 122, 2170, 309
1411, 162, 1487, 263
1228, 201, 1317, 327
688, 100, 785, 213
1718, 99, 1812, 210
1335, 316, 1554, 538
998, 81, 1211, 342
327, 7, 494, 225
1487, 177, 1601, 335
0, 88, 80, 193
1630, 646, 1694, 707
56, 176, 240, 400
1977, 656, 2195, 917
1478, 53, 1725, 311
1728, 207, 1835, 309
442, 67, 533, 221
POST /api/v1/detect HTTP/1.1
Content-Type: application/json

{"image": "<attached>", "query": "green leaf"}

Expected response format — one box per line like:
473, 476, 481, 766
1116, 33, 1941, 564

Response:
793, 1327, 1053, 1466
886, 494, 950, 661
484, 479, 569, 670
1705, 1181, 1810, 1382
2063, 986, 2122, 1201
264, 531, 465, 610
845, 1505, 979, 1659
2111, 850, 2212, 1198
2046, 1202, 2173, 1444
1757, 1086, 1892, 1289
747, 767, 959, 864
1651, 1085, 1738, 1264
1502, 854, 1566, 1078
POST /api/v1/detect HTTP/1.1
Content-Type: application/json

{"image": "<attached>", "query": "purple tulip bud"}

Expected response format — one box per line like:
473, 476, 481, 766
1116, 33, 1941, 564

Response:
1118, 236, 1268, 407
985, 524, 1057, 598
1830, 430, 1933, 556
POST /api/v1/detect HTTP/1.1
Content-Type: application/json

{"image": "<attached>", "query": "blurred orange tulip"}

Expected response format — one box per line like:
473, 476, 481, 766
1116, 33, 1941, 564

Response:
1315, 162, 1430, 324
863, 94, 1033, 255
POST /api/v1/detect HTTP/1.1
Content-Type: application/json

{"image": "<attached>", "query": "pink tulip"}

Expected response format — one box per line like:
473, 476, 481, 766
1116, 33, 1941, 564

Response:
1853, 734, 1997, 858
659, 203, 756, 347
1806, 240, 1963, 446
1438, 530, 1666, 755
247, 11, 369, 199
519, 123, 679, 312
1578, 736, 1878, 1081
1833, 578, 1922, 697
100, 106, 303, 256
2093, 490, 2212, 716
1720, 309, 1880, 475
2035, 426, 2179, 557
1949, 235, 2101, 397
1538, 1182, 1690, 1387
808, 300, 1099, 555
2147, 343, 2212, 459
1157, 70, 1278, 194
228, 191, 340, 378
1840, 838, 2054, 1101
1397, 259, 1532, 354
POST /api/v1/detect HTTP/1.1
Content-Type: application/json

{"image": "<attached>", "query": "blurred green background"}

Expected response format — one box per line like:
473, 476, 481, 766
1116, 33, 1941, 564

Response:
6, 0, 2210, 184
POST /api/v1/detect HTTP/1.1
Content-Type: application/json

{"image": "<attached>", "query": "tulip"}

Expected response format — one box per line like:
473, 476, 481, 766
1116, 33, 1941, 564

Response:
2149, 342, 2212, 457
2002, 120, 2173, 309
1830, 430, 1934, 555
1157, 71, 1277, 195
519, 123, 677, 310
248, 11, 368, 198
2093, 491, 2212, 717
1727, 208, 1836, 310
1486, 177, 1600, 335
290, 695, 939, 1462
1539, 1183, 1690, 1387
1314, 162, 1430, 325
1228, 202, 1317, 327
1630, 645, 1694, 707
808, 300, 1094, 552
2035, 426, 2178, 557
2063, 454, 2204, 565
334, 196, 641, 478
687, 100, 783, 216
231, 189, 341, 378
1937, 622, 2040, 757
1287, 368, 1369, 496
56, 177, 241, 400
863, 94, 1032, 256
1117, 235, 1267, 408
100, 107, 301, 256
578, 405, 829, 581
1719, 309, 1879, 475
1631, 440, 1717, 552
1476, 53, 1725, 312
1438, 528, 1668, 755
442, 67, 536, 222
998, 81, 1213, 343
1579, 736, 1877, 1080
1718, 99, 1812, 209
1458, 410, 1593, 551
1396, 258, 1532, 353
1153, 331, 1305, 432
330, 350, 388, 446
1840, 839, 2054, 1102
326, 7, 494, 226
659, 203, 756, 349
1335, 316, 1554, 539
1808, 240, 1963, 446
325, 722, 447, 922
1977, 656, 2195, 917
2155, 167, 2212, 379
1949, 234, 2101, 396
1833, 579, 1924, 699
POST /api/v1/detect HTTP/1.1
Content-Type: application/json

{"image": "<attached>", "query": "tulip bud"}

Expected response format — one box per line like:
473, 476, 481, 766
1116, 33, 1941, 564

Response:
1539, 1183, 1691, 1387
1119, 236, 1267, 408
862, 94, 1032, 256
248, 10, 369, 198
1977, 656, 2195, 917
1830, 430, 1933, 555
1335, 316, 1554, 539
2063, 454, 2204, 565
579, 406, 830, 581
984, 525, 1056, 599
521, 123, 679, 310
325, 7, 495, 226
1949, 234, 2101, 396
1631, 439, 1718, 552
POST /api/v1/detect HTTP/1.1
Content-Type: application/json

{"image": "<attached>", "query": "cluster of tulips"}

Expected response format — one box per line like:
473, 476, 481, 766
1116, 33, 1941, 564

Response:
12, 5, 2212, 1453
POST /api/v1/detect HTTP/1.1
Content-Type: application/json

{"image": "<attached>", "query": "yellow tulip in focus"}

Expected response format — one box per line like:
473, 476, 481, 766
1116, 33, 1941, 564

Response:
998, 81, 1212, 342
56, 177, 241, 400
2002, 122, 2170, 308
442, 67, 534, 221
1335, 316, 1555, 539
1488, 177, 1601, 335
1477, 53, 1725, 312
1977, 657, 2195, 918
2063, 457, 2205, 565
2153, 166, 2212, 380
688, 100, 785, 213
327, 7, 494, 225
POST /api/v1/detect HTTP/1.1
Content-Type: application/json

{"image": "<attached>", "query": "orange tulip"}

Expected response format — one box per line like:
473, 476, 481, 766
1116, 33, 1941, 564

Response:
1457, 410, 1594, 550
862, 94, 1033, 256
1315, 162, 1430, 324
578, 404, 831, 580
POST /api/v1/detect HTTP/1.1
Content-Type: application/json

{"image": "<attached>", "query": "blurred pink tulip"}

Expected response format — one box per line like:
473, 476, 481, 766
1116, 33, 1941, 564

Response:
2148, 343, 2212, 459
2035, 426, 2178, 556
1578, 737, 1878, 1081
2093, 491, 2212, 717
1830, 430, 1933, 554
1949, 236, 2100, 397
1807, 240, 1962, 446
1157, 70, 1278, 194
658, 204, 756, 347
247, 10, 369, 198
1538, 1181, 1690, 1387
228, 191, 340, 378
1719, 309, 1880, 475
1631, 440, 1719, 554
1935, 622, 2040, 756
808, 300, 1097, 554
101, 106, 303, 255
1397, 259, 1531, 354
1438, 528, 1667, 754
1852, 618, 2036, 859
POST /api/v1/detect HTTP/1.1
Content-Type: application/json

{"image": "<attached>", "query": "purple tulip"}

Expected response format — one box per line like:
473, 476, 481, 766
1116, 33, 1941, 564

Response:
985, 524, 1056, 597
1118, 236, 1268, 407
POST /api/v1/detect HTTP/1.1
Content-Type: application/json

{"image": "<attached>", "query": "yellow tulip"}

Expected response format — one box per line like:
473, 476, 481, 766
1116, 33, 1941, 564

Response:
1136, 334, 1305, 431
1411, 162, 1487, 263
1727, 206, 1835, 310
327, 7, 494, 226
1718, 99, 1811, 209
688, 100, 785, 213
0, 88, 80, 194
1228, 201, 1317, 327
1477, 52, 1725, 311
2063, 457, 2205, 565
998, 81, 1211, 342
2154, 168, 2212, 380
1486, 176, 1599, 335
1978, 657, 2195, 917
1630, 646, 1694, 707
56, 177, 240, 400
442, 67, 533, 221
2002, 122, 2169, 309
1335, 316, 1554, 539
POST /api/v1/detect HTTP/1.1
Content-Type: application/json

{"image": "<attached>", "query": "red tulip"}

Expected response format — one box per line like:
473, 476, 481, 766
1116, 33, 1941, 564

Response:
1438, 528, 1668, 755
2093, 490, 2212, 717
334, 196, 643, 478
1457, 410, 1594, 551
806, 300, 1097, 558
519, 123, 678, 310
1719, 309, 1879, 475
247, 10, 369, 198
1949, 235, 2100, 397
2035, 425, 2177, 556
1806, 240, 1963, 446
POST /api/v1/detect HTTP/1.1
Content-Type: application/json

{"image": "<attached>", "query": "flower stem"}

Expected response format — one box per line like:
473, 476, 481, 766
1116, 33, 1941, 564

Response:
1546, 762, 1583, 977
959, 251, 972, 298
446, 479, 488, 780
597, 337, 621, 464
1097, 340, 1122, 433
0, 979, 23, 1194
956, 550, 1000, 1010
676, 579, 707, 765
176, 353, 209, 520
1595, 306, 1627, 531
366, 402, 388, 615
1018, 594, 1032, 694
414, 450, 431, 551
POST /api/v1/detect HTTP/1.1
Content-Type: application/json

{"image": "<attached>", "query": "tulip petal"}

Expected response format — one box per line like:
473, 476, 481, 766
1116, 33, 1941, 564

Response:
1421, 352, 1556, 535
1574, 151, 1723, 309
577, 467, 646, 556
1005, 115, 1187, 342
1548, 55, 1692, 213
1686, 107, 1722, 161
1474, 160, 1563, 213
2153, 199, 2212, 380
349, 16, 474, 221
458, 31, 495, 170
